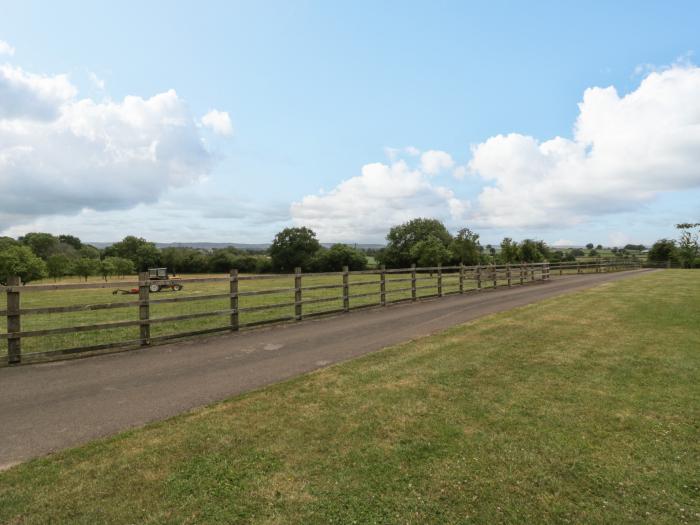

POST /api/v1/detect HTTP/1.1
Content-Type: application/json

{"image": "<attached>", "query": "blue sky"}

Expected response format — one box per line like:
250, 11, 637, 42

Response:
1, 0, 700, 245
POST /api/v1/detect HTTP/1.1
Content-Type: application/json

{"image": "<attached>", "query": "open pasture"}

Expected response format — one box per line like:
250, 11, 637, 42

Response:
1, 266, 533, 360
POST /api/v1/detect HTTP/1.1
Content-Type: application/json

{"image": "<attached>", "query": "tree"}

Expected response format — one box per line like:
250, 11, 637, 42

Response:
380, 218, 452, 268
648, 239, 677, 263
19, 232, 59, 260
676, 223, 700, 268
589, 248, 599, 257
537, 241, 551, 260
585, 243, 594, 250
78, 244, 101, 259
161, 247, 194, 274
108, 257, 135, 278
499, 237, 519, 263
72, 257, 100, 282
0, 245, 47, 284
208, 248, 239, 273
519, 239, 545, 262
46, 254, 72, 281
450, 228, 481, 265
596, 244, 603, 250
269, 227, 321, 271
486, 244, 496, 262
104, 236, 159, 270
58, 234, 83, 250
52, 242, 78, 259
570, 248, 585, 257
255, 257, 273, 273
160, 247, 210, 274
409, 236, 452, 267
0, 236, 19, 251
313, 244, 368, 272
99, 258, 117, 281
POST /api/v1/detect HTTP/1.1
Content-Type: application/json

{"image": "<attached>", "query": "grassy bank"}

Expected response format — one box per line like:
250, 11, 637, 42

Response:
1, 271, 698, 523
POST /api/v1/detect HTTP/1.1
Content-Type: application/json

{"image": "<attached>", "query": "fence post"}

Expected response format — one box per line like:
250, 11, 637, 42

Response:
476, 265, 482, 291
380, 264, 386, 306
295, 267, 302, 320
138, 271, 150, 346
230, 269, 239, 331
492, 265, 497, 288
459, 263, 464, 294
577, 261, 581, 274
437, 264, 443, 297
411, 263, 417, 301
342, 265, 350, 312
507, 264, 511, 287
519, 263, 524, 285
6, 276, 21, 365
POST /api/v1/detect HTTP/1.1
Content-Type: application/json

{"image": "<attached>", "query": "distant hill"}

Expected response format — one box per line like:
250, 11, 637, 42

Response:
88, 241, 385, 251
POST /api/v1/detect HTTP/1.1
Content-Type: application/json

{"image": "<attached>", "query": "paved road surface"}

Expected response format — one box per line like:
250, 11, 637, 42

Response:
0, 270, 654, 469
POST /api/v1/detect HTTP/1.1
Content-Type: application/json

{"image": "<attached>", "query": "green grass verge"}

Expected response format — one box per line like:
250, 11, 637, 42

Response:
1, 271, 698, 523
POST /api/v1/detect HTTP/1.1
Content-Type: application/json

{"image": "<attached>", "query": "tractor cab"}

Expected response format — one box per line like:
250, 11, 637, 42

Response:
148, 267, 170, 280
113, 268, 183, 295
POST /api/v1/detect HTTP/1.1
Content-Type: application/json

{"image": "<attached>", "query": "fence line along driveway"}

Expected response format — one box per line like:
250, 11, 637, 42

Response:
1, 259, 639, 365
0, 269, 653, 469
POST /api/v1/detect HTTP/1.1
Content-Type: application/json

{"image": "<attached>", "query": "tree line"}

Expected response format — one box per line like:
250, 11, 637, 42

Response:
1, 218, 696, 284
0, 232, 371, 284
646, 223, 700, 268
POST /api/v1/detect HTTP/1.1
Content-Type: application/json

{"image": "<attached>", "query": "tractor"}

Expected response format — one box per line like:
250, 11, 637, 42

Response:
112, 268, 183, 295
147, 267, 183, 292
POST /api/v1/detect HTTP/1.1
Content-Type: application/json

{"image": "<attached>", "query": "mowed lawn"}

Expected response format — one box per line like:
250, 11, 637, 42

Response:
1, 271, 698, 524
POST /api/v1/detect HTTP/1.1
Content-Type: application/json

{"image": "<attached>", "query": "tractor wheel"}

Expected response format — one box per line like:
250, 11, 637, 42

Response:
149, 283, 161, 293
172, 284, 183, 291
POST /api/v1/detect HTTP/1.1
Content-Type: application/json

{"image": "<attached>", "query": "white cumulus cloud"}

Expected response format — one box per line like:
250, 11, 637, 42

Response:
0, 64, 77, 120
201, 109, 233, 136
0, 56, 231, 231
88, 71, 105, 90
0, 40, 14, 56
420, 149, 454, 175
468, 64, 700, 228
290, 159, 468, 241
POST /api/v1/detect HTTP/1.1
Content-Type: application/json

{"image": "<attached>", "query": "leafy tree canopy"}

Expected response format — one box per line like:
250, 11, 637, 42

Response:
104, 236, 160, 271
0, 245, 47, 284
409, 236, 452, 268
58, 234, 83, 250
19, 232, 59, 260
648, 239, 677, 263
499, 237, 520, 263
450, 228, 481, 265
269, 227, 321, 272
313, 244, 368, 272
381, 218, 452, 268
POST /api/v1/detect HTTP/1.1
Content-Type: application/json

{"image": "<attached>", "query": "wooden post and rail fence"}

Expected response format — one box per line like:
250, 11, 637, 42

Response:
0, 259, 640, 365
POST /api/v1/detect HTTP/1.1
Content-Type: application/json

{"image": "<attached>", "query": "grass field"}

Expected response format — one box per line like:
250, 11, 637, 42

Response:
1, 267, 545, 359
1, 270, 698, 523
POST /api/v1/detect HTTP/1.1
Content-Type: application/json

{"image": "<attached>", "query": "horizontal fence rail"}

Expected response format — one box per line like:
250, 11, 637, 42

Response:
0, 260, 641, 365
